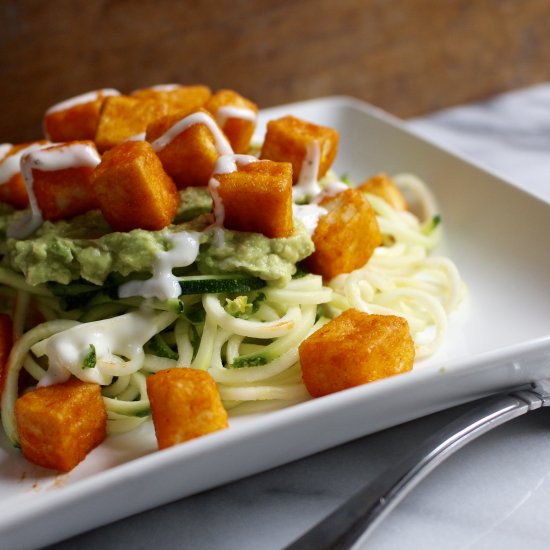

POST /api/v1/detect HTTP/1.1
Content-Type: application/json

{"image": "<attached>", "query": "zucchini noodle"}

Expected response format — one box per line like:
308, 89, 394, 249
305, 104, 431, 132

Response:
0, 172, 465, 444
328, 175, 466, 359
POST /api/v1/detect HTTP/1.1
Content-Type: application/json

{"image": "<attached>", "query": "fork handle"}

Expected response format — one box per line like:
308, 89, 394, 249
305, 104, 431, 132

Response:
285, 389, 545, 550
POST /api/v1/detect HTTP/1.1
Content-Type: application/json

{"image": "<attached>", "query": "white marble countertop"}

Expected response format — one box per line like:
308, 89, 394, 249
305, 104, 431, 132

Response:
47, 84, 550, 550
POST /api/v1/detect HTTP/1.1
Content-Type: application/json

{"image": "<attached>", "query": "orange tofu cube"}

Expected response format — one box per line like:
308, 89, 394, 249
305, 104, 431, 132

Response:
0, 313, 13, 404
299, 309, 415, 397
205, 89, 258, 153
305, 188, 381, 279
0, 141, 50, 209
358, 173, 408, 211
147, 368, 228, 449
260, 116, 339, 184
94, 95, 169, 152
23, 141, 101, 221
211, 159, 293, 238
43, 88, 120, 143
131, 84, 211, 114
146, 108, 233, 188
14, 378, 107, 472
91, 140, 179, 231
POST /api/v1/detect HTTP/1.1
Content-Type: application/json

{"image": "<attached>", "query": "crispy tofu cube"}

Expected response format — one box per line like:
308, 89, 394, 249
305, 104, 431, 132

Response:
299, 309, 415, 397
205, 89, 258, 153
23, 141, 101, 221
146, 108, 233, 188
131, 84, 211, 114
91, 140, 179, 231
14, 378, 107, 472
358, 173, 408, 211
43, 88, 120, 143
0, 141, 50, 209
0, 313, 13, 403
260, 116, 339, 184
147, 368, 228, 449
95, 95, 168, 152
306, 189, 381, 279
211, 159, 293, 238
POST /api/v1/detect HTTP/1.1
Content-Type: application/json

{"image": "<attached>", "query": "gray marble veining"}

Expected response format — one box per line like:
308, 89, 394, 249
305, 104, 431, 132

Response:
410, 83, 550, 203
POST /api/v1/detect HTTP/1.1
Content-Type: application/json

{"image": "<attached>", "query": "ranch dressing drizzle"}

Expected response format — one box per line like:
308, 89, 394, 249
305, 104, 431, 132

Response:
292, 203, 328, 236
313, 180, 349, 203
118, 230, 201, 301
212, 153, 259, 176
292, 181, 348, 236
207, 154, 259, 248
293, 141, 321, 202
151, 111, 234, 155
125, 132, 146, 142
39, 309, 177, 387
45, 88, 120, 115
215, 106, 258, 127
149, 84, 182, 92
0, 143, 12, 162
0, 142, 49, 186
7, 143, 101, 239
208, 153, 259, 226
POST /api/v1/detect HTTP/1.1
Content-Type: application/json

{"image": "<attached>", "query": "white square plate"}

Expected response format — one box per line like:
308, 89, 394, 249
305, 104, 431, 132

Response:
2, 97, 550, 549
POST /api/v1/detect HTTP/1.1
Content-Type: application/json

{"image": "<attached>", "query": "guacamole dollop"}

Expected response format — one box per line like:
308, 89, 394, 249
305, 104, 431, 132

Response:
2, 189, 314, 287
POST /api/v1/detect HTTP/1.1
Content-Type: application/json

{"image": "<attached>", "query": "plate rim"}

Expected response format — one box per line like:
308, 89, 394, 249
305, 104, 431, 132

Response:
2, 95, 550, 548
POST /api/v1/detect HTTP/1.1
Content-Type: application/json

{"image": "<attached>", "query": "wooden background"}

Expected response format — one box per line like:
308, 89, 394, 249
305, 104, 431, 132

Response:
1, 0, 550, 143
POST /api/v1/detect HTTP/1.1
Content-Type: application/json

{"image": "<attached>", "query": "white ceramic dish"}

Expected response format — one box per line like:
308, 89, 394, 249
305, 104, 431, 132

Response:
1, 97, 549, 550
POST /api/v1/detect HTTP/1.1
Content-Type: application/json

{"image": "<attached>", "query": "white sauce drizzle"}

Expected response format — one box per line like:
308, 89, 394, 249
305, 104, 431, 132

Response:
215, 106, 258, 127
151, 111, 234, 155
313, 180, 349, 204
149, 84, 182, 92
208, 153, 259, 227
125, 132, 146, 142
212, 153, 259, 176
0, 142, 49, 186
292, 203, 328, 236
293, 141, 321, 202
7, 143, 101, 239
0, 143, 12, 162
118, 231, 201, 301
39, 309, 176, 387
207, 179, 226, 249
208, 179, 224, 225
45, 88, 120, 115
206, 154, 259, 248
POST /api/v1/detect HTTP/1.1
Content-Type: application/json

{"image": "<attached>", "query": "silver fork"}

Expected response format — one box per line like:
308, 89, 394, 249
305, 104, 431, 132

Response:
284, 380, 550, 550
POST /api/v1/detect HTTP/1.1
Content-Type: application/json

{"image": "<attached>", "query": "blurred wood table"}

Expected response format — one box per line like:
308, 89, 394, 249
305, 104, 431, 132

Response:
2, 0, 550, 141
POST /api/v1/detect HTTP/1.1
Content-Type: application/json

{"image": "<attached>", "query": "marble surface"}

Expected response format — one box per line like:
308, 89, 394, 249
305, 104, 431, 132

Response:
47, 84, 550, 550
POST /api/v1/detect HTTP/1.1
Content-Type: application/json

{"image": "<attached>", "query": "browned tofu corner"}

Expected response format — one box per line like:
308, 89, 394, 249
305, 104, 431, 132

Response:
131, 84, 212, 115
91, 140, 179, 231
145, 108, 225, 188
14, 378, 107, 472
44, 90, 113, 143
30, 141, 100, 221
299, 309, 415, 397
213, 159, 294, 238
260, 115, 339, 184
95, 95, 168, 152
205, 89, 258, 153
358, 173, 408, 211
305, 188, 382, 279
147, 368, 228, 450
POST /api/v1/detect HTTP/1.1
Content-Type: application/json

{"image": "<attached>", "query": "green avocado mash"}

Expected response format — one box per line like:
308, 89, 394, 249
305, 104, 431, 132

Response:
174, 187, 213, 222
1, 188, 314, 288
